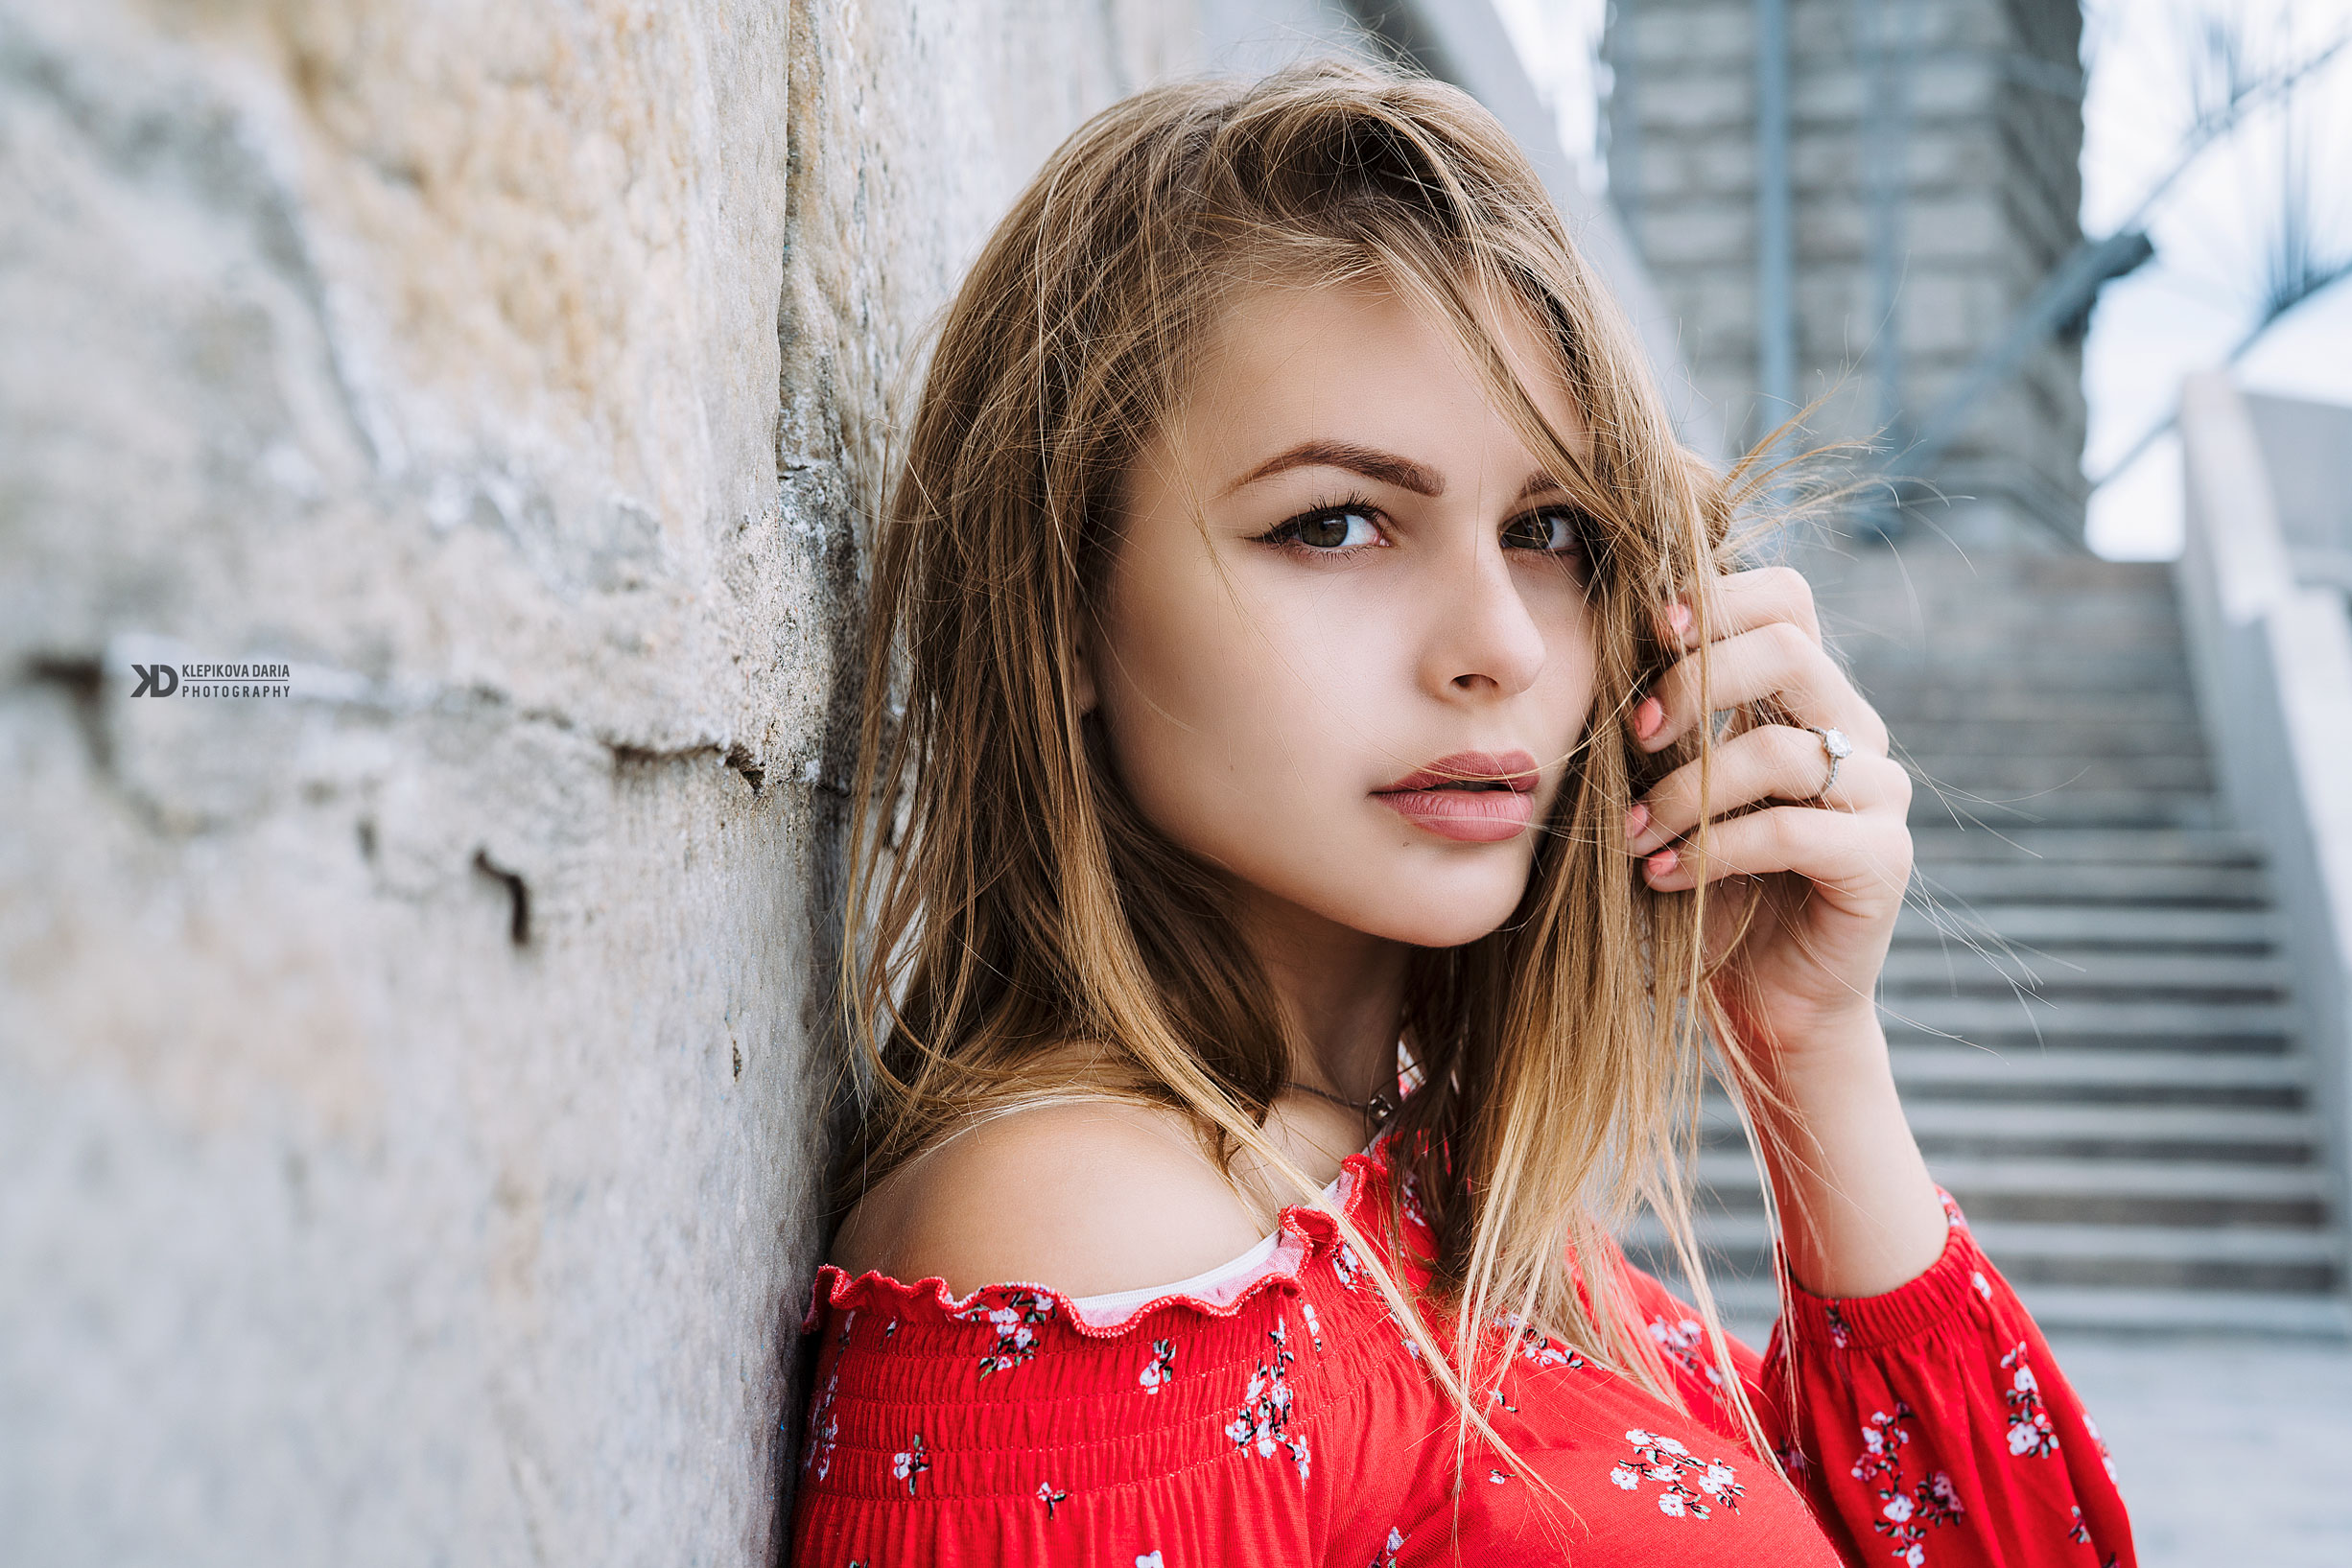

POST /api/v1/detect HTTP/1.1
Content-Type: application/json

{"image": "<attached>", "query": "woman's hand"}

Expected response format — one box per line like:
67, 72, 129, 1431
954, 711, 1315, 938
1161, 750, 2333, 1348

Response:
1623, 565, 1912, 1048
1623, 565, 1946, 1297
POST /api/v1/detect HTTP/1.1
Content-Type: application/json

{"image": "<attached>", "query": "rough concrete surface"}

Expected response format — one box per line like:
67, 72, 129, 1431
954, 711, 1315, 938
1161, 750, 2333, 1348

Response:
0, 2, 1196, 1562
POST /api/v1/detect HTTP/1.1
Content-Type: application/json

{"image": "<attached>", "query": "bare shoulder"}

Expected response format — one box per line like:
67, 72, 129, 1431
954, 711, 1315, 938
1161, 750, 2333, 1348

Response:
829, 1099, 1270, 1299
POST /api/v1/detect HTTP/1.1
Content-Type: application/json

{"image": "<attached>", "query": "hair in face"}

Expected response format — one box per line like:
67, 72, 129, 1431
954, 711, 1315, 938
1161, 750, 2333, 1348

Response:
839, 58, 1783, 1476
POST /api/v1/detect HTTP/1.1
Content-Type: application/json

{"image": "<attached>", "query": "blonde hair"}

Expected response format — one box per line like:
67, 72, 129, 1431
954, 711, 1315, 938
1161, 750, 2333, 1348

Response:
837, 59, 1787, 1494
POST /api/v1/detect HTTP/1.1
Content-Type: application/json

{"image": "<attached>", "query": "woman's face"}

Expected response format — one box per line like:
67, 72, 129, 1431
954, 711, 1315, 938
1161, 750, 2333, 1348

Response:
1087, 282, 1603, 950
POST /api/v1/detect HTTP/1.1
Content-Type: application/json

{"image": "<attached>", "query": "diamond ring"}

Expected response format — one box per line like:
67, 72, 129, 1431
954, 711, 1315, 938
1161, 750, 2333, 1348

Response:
1806, 726, 1853, 798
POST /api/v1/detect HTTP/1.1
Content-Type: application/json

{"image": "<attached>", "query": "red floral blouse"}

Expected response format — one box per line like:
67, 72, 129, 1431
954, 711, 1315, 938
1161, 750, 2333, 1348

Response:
789, 1140, 2134, 1567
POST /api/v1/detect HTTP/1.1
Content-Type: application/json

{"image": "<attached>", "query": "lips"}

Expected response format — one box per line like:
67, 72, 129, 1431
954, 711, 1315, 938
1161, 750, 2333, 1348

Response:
1372, 749, 1541, 843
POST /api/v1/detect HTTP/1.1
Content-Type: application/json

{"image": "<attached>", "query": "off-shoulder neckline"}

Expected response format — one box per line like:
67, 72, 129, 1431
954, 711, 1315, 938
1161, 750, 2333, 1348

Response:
805, 1138, 1393, 1340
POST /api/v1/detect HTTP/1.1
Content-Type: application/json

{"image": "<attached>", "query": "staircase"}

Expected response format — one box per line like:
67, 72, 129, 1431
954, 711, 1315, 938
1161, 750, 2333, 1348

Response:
1665, 546, 2349, 1338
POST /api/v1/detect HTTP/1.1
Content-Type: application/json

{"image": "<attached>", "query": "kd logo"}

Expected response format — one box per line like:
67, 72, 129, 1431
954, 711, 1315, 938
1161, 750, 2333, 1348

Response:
129, 664, 179, 698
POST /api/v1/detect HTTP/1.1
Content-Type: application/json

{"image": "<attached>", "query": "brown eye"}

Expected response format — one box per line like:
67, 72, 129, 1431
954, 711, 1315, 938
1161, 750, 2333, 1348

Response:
1501, 507, 1584, 554
1270, 507, 1380, 550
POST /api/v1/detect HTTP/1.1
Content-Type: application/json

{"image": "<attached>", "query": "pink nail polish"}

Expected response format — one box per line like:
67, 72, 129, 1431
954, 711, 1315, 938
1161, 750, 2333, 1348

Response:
1625, 805, 1650, 842
1666, 602, 1691, 639
1647, 848, 1679, 878
1634, 697, 1664, 740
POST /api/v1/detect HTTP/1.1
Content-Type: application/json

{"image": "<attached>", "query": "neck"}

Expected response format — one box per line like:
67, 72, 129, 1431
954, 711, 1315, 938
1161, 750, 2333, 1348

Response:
1233, 887, 1409, 1108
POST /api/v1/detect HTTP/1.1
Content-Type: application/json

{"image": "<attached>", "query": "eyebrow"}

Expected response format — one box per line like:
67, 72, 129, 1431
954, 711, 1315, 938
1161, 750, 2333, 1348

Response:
1226, 438, 1571, 506
1227, 440, 1444, 498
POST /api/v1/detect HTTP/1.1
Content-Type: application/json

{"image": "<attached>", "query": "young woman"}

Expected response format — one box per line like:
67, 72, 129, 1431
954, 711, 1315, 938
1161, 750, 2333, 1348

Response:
790, 60, 2133, 1568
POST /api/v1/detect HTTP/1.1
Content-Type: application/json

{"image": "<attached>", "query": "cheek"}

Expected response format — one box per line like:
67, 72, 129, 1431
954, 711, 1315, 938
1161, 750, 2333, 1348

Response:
1094, 576, 1370, 823
1531, 589, 1604, 742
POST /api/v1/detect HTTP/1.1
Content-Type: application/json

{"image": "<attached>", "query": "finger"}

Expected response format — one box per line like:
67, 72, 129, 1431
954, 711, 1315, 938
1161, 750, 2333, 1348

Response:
1637, 805, 1915, 903
1634, 622, 1888, 757
1627, 731, 1911, 854
1658, 566, 1821, 652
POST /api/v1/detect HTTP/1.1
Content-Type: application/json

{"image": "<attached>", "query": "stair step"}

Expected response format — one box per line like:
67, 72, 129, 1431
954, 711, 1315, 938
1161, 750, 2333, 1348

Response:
1910, 859, 2270, 905
1884, 1045, 2309, 1091
1881, 996, 2298, 1041
1681, 1277, 2351, 1339
1899, 755, 2216, 791
1878, 948, 2292, 996
1906, 790, 2220, 830
1892, 903, 2277, 948
2009, 1285, 2352, 1337
1907, 828, 2263, 864
1697, 1153, 2329, 1201
1700, 1099, 2325, 1151
1901, 1101, 2321, 1146
1663, 1214, 2343, 1266
1861, 667, 2202, 699
1855, 690, 2205, 725
1881, 721, 2212, 760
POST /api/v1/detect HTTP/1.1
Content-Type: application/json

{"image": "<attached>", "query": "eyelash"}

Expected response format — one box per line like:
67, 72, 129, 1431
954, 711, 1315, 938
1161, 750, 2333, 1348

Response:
1256, 495, 1589, 559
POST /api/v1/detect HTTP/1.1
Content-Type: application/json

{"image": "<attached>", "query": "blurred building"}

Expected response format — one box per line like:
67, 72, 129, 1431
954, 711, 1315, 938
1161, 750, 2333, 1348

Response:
1612, 0, 2091, 546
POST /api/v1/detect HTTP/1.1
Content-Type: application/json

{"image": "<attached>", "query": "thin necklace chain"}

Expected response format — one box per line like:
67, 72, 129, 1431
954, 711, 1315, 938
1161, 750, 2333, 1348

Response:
1281, 1079, 1397, 1126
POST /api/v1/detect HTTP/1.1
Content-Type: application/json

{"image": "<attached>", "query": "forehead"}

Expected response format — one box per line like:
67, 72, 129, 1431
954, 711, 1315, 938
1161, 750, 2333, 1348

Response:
1170, 277, 1585, 461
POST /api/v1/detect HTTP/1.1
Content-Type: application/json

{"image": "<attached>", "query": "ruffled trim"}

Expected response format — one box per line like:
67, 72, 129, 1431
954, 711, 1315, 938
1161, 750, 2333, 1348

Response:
801, 1144, 1393, 1341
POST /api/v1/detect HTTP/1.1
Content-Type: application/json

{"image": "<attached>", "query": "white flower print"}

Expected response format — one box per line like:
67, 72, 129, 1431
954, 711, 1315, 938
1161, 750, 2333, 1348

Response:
1495, 1311, 1588, 1371
1035, 1481, 1068, 1520
1488, 1467, 1511, 1484
1333, 1243, 1365, 1292
1139, 1338, 1177, 1395
802, 1371, 839, 1482
1302, 1300, 1324, 1351
1398, 1169, 1429, 1235
1850, 1404, 1963, 1563
1371, 1524, 1405, 1568
1135, 1555, 1164, 1568
957, 1289, 1052, 1378
2000, 1341, 2060, 1459
1971, 1271, 1992, 1302
2082, 1411, 2118, 1482
1225, 1325, 1311, 1481
890, 1433, 929, 1496
1611, 1428, 1743, 1521
1646, 1317, 1727, 1388
836, 1308, 858, 1346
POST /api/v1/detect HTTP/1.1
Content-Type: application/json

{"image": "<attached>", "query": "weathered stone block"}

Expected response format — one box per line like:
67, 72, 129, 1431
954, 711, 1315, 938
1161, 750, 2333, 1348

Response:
0, 2, 1198, 1563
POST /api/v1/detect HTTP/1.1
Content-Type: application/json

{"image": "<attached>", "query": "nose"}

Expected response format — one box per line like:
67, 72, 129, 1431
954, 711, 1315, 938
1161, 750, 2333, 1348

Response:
1419, 538, 1549, 700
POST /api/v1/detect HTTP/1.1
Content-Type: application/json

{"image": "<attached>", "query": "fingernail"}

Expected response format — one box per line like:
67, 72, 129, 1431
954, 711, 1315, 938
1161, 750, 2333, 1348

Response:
1633, 697, 1664, 740
1666, 602, 1691, 639
1646, 848, 1679, 880
1625, 804, 1650, 844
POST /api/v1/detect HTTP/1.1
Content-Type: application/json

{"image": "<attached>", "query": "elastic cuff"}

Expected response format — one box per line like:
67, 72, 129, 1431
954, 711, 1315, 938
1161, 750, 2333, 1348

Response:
1780, 1191, 1987, 1353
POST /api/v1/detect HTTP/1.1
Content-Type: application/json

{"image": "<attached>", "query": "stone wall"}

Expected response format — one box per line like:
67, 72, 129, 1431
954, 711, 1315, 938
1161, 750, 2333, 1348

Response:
1611, 0, 2086, 544
0, 3, 1194, 1563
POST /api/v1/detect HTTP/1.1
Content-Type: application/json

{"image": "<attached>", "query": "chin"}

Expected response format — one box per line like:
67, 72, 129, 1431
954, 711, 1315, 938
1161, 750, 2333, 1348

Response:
1329, 867, 1533, 949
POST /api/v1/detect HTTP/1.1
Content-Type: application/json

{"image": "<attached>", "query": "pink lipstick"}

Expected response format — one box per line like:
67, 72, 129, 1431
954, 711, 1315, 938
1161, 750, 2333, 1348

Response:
1373, 750, 1541, 843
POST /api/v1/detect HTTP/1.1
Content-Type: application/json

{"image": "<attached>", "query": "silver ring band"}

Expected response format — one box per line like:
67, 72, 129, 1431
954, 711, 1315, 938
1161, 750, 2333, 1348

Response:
1807, 725, 1853, 798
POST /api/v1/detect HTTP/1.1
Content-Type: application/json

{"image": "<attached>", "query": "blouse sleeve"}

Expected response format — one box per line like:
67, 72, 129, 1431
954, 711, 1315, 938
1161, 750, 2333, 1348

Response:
1629, 1195, 2137, 1568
